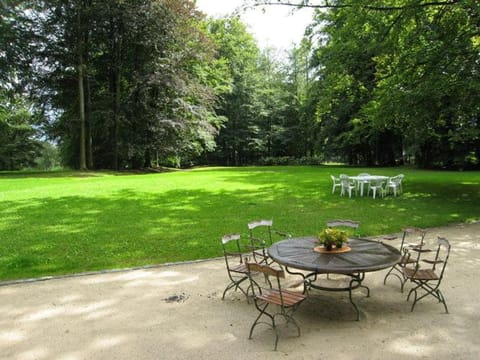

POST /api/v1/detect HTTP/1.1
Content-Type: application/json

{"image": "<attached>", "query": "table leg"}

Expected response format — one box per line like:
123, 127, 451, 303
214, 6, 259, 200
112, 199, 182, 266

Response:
305, 272, 370, 321
348, 272, 369, 321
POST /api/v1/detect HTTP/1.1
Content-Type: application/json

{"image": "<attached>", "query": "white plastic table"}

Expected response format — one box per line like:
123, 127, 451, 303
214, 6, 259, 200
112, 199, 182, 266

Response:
349, 175, 388, 196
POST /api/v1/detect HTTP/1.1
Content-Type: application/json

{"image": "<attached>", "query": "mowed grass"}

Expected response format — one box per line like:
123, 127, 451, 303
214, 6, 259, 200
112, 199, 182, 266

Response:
0, 166, 479, 281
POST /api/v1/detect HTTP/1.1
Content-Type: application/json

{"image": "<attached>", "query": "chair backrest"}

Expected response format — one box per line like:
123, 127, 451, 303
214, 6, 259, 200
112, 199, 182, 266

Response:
373, 178, 386, 186
431, 237, 451, 280
222, 233, 241, 245
388, 175, 398, 184
409, 236, 451, 279
248, 219, 291, 240
326, 219, 360, 239
394, 175, 403, 184
339, 174, 352, 185
358, 173, 370, 177
246, 262, 286, 303
248, 219, 273, 245
400, 227, 426, 250
221, 233, 243, 267
326, 219, 360, 229
248, 219, 273, 230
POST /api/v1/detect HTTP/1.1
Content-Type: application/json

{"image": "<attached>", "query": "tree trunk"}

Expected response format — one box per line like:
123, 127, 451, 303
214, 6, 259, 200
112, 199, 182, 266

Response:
77, 2, 87, 170
86, 74, 93, 169
111, 10, 122, 171
84, 18, 94, 170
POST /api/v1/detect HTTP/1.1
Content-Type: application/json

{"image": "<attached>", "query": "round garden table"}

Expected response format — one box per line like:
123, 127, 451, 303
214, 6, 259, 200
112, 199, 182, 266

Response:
268, 237, 401, 320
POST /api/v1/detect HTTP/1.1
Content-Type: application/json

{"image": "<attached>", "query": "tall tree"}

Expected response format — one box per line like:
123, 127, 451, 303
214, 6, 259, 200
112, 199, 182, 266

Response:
17, 0, 223, 170
206, 17, 263, 165
305, 0, 480, 168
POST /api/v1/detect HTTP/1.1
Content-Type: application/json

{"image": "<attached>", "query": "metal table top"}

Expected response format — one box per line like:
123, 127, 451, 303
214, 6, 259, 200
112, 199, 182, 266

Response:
268, 237, 401, 275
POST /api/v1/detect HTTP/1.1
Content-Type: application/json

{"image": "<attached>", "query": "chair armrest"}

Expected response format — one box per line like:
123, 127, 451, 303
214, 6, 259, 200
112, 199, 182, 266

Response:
422, 259, 444, 264
248, 237, 267, 247
273, 229, 292, 238
411, 247, 432, 253
224, 251, 247, 257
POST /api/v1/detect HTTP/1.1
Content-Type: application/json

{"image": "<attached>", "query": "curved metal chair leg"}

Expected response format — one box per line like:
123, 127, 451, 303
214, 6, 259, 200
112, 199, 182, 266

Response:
384, 267, 407, 293
222, 276, 249, 300
249, 302, 274, 339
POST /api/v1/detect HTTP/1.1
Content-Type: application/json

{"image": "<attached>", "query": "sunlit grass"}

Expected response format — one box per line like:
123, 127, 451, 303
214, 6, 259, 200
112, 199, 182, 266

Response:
0, 166, 479, 281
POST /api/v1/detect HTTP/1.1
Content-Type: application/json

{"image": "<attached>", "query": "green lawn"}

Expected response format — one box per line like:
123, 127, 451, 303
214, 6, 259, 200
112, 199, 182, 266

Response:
0, 166, 479, 281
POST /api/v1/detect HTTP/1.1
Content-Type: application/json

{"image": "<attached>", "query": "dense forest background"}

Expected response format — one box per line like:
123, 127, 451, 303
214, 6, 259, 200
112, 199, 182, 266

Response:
1, 0, 479, 170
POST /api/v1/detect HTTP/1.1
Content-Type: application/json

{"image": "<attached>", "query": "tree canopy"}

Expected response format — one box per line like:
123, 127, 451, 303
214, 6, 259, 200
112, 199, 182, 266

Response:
1, 0, 478, 170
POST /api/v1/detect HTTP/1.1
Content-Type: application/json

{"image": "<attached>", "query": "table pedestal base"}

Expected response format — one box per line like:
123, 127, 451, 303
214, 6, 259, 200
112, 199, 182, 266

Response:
286, 268, 370, 321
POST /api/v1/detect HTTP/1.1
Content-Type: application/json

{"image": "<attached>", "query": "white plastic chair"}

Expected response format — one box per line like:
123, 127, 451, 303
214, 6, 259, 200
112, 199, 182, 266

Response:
340, 175, 356, 198
356, 173, 371, 196
330, 175, 341, 194
387, 174, 404, 196
368, 178, 386, 199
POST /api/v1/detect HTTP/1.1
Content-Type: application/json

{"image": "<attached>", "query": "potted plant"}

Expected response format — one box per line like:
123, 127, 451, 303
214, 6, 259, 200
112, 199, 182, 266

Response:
318, 228, 348, 251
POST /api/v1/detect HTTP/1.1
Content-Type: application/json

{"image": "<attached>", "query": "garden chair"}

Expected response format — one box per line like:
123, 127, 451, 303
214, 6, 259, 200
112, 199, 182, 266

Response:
221, 234, 253, 301
246, 261, 307, 351
326, 219, 360, 232
387, 174, 404, 196
404, 237, 451, 313
323, 220, 367, 296
339, 175, 356, 198
330, 175, 341, 194
368, 178, 387, 199
383, 227, 427, 292
247, 219, 291, 264
356, 172, 371, 193
326, 217, 362, 244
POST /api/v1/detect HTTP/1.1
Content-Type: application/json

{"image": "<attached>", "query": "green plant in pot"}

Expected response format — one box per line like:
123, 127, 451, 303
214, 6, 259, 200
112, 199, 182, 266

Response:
318, 228, 348, 251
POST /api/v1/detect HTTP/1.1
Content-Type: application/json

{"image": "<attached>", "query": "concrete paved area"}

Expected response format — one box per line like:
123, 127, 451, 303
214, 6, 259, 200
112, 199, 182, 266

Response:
1, 222, 479, 359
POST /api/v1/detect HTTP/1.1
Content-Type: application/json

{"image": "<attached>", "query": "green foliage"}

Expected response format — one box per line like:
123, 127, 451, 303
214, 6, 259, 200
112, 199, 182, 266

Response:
318, 228, 348, 249
305, 0, 480, 168
205, 17, 263, 165
34, 142, 61, 170
257, 156, 324, 165
0, 166, 478, 281
205, 17, 306, 165
6, 0, 224, 170
0, 91, 42, 170
3, 0, 480, 171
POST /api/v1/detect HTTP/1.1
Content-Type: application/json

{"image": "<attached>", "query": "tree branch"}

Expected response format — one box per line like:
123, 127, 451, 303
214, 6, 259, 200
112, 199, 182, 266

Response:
241, 0, 460, 12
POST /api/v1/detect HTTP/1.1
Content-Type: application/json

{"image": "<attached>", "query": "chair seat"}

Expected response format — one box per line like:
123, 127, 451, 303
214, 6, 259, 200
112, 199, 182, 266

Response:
230, 263, 248, 273
404, 267, 439, 281
257, 288, 306, 307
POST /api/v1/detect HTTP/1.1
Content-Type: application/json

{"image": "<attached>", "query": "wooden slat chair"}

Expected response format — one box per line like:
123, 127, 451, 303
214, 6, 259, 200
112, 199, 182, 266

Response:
246, 262, 307, 351
326, 219, 360, 232
247, 219, 291, 265
324, 220, 370, 303
383, 227, 427, 292
404, 237, 451, 313
221, 234, 252, 301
